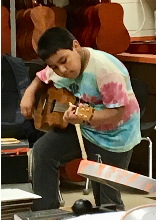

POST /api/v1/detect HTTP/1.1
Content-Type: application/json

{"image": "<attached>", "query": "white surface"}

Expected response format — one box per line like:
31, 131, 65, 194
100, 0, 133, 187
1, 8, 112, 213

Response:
111, 0, 156, 37
65, 211, 125, 221
1, 188, 41, 202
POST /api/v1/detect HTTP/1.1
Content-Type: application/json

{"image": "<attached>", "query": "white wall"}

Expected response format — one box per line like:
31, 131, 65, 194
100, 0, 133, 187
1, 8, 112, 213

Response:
111, 0, 156, 37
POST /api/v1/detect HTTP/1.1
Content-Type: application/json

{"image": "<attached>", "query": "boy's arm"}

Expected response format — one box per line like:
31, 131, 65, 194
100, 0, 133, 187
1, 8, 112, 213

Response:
90, 106, 125, 127
63, 105, 125, 126
20, 76, 45, 119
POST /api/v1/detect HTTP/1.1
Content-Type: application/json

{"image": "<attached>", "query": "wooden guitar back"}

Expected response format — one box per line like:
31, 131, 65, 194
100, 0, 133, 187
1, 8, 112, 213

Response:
31, 5, 56, 52
96, 3, 130, 54
16, 8, 38, 60
51, 7, 67, 28
81, 6, 94, 47
91, 5, 100, 49
24, 9, 39, 59
70, 6, 87, 45
16, 9, 26, 58
31, 5, 67, 52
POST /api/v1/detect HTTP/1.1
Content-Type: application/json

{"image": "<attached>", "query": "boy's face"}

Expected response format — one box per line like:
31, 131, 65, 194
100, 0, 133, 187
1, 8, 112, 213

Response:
45, 40, 82, 79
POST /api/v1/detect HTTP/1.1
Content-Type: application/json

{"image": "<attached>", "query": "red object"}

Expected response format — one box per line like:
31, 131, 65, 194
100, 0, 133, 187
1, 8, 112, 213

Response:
1, 6, 11, 55
16, 8, 39, 61
126, 41, 156, 54
60, 159, 86, 182
1, 147, 29, 156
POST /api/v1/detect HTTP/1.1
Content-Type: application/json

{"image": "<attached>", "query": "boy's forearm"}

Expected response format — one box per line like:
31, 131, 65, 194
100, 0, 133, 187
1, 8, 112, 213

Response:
90, 106, 125, 126
25, 76, 45, 96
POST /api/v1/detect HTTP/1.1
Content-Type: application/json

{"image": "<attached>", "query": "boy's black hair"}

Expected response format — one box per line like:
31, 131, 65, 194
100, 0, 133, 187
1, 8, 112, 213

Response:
37, 27, 76, 61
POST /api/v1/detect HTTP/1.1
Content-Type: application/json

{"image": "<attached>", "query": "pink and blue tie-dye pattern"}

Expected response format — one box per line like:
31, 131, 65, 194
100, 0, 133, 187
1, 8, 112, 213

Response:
100, 81, 129, 106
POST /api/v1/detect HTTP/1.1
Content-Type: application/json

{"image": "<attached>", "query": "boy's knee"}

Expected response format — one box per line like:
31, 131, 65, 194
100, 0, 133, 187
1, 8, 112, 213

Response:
33, 140, 44, 159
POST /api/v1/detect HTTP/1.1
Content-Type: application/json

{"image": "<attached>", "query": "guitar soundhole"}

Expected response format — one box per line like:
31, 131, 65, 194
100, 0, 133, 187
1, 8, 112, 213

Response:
50, 99, 56, 113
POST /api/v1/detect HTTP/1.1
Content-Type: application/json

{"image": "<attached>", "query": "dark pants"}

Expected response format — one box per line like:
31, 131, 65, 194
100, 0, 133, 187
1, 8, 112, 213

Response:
32, 124, 133, 211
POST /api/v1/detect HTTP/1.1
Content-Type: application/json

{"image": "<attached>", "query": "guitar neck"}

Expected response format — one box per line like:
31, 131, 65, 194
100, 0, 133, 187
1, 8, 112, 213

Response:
52, 101, 69, 113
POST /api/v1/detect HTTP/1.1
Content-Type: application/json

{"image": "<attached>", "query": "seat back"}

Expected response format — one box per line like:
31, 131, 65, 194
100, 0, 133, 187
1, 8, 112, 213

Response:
24, 61, 46, 82
1, 57, 45, 146
1, 54, 31, 139
131, 78, 148, 119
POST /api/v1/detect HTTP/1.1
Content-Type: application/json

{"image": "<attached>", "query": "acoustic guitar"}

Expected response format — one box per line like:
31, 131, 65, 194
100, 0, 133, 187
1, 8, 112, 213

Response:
30, 4, 55, 53
95, 3, 130, 55
51, 6, 67, 28
34, 82, 94, 132
80, 6, 94, 47
16, 0, 67, 60
67, 5, 87, 46
31, 4, 67, 52
16, 1, 39, 60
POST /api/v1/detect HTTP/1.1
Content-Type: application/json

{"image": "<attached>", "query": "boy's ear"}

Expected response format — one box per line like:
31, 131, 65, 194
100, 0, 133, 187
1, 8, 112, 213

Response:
73, 40, 81, 52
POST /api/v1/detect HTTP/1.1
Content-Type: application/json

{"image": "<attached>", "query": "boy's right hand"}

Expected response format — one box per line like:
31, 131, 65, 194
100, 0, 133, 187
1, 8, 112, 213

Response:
20, 94, 35, 119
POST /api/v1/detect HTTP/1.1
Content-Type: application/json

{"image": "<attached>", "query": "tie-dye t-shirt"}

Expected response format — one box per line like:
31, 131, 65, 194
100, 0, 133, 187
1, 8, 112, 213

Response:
36, 48, 141, 152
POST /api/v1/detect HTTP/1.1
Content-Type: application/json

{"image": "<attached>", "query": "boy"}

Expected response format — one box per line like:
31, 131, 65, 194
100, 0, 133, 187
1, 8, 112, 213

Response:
20, 27, 141, 211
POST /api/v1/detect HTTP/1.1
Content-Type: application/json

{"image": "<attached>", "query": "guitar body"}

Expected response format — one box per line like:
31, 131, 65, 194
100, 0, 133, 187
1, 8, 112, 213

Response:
31, 5, 56, 52
83, 6, 95, 47
69, 6, 86, 46
1, 6, 11, 55
51, 7, 67, 28
96, 3, 130, 55
34, 83, 76, 132
16, 8, 38, 60
31, 5, 67, 52
16, 9, 26, 59
91, 5, 100, 49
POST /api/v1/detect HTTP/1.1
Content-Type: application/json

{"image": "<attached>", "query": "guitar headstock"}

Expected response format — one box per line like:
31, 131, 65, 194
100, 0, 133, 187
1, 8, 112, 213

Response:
76, 106, 94, 122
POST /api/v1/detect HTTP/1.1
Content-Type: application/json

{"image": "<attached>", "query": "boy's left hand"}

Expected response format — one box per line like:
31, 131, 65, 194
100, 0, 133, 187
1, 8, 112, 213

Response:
63, 103, 84, 125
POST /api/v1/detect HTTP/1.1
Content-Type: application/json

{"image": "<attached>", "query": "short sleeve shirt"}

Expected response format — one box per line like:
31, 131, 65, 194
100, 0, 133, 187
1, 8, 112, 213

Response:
36, 48, 141, 152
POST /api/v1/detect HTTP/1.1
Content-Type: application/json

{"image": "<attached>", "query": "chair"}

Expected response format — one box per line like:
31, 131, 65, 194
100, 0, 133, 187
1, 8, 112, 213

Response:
131, 78, 156, 178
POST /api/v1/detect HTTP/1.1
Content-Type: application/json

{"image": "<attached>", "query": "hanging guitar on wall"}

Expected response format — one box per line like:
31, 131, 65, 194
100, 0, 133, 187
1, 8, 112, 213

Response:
16, 0, 39, 60
30, 4, 56, 52
1, 6, 11, 55
95, 3, 130, 55
31, 3, 67, 52
66, 1, 130, 54
16, 0, 67, 60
